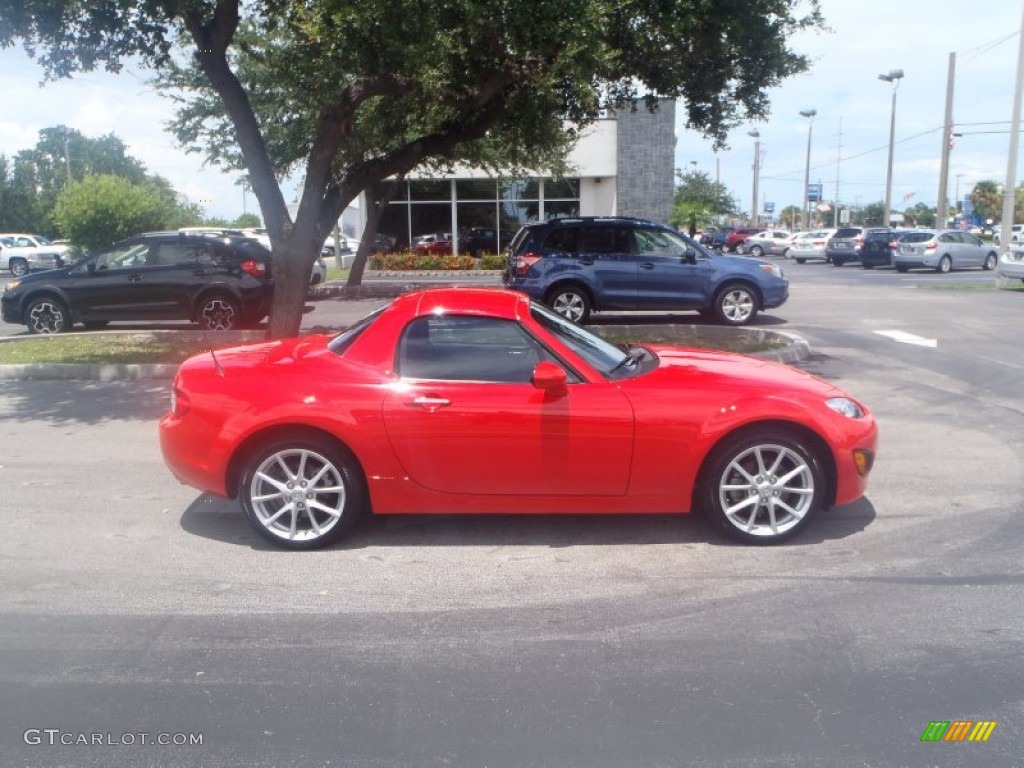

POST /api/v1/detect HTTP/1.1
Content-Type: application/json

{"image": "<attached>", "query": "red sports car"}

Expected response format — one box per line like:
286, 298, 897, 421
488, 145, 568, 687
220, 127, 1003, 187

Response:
160, 287, 877, 549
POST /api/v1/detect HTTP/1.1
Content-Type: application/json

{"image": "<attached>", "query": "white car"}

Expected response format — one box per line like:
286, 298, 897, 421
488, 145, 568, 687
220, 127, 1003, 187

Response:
0, 233, 70, 276
998, 245, 1024, 282
993, 224, 1023, 246
787, 229, 837, 263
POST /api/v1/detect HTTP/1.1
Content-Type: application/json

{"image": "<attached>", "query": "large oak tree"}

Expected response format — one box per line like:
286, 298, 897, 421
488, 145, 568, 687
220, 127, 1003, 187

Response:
1, 0, 822, 338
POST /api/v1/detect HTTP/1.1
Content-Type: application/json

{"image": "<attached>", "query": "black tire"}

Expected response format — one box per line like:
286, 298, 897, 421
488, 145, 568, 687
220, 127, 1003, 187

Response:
795, 258, 806, 264
546, 284, 591, 324
749, 245, 764, 258
25, 296, 70, 334
714, 282, 759, 326
862, 263, 874, 270
699, 429, 825, 545
983, 252, 997, 271
937, 255, 952, 274
895, 265, 909, 273
9, 258, 29, 277
238, 435, 367, 550
82, 320, 110, 329
197, 293, 240, 330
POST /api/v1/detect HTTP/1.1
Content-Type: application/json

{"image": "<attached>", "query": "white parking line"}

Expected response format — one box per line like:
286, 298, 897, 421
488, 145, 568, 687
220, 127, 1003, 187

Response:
874, 330, 938, 348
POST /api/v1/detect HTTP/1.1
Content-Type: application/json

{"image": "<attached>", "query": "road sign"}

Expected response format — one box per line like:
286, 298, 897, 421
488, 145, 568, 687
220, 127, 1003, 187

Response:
763, 202, 775, 212
807, 184, 823, 202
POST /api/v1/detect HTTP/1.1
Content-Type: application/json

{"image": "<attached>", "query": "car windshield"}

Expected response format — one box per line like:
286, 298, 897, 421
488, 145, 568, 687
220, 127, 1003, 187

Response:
529, 301, 640, 378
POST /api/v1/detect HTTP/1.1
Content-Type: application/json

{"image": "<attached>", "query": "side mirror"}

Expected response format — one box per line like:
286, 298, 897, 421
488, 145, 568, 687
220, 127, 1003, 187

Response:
684, 247, 698, 264
532, 361, 568, 396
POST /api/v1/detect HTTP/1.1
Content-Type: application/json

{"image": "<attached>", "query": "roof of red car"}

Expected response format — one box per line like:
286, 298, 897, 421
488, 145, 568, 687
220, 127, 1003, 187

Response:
389, 286, 530, 321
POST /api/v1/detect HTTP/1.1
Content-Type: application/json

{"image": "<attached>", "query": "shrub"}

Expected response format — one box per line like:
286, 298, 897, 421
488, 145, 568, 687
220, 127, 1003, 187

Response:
480, 253, 506, 270
367, 251, 508, 270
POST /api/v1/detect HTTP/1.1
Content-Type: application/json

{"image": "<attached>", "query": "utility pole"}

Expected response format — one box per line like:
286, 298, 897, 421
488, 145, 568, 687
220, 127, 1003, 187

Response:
834, 117, 843, 227
936, 53, 956, 227
1000, 0, 1024, 256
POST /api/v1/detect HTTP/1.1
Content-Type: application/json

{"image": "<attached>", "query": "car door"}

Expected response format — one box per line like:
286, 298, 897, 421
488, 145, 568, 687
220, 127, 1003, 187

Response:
66, 240, 157, 319
574, 224, 637, 309
632, 227, 710, 309
958, 232, 985, 267
381, 314, 634, 496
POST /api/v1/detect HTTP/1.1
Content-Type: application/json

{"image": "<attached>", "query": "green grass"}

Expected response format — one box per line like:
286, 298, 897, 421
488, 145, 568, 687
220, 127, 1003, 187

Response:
919, 281, 1024, 292
0, 334, 222, 365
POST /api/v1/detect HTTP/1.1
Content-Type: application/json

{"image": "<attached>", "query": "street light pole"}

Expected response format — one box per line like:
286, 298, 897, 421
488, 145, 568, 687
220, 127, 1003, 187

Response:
879, 69, 904, 227
799, 110, 816, 230
748, 130, 760, 227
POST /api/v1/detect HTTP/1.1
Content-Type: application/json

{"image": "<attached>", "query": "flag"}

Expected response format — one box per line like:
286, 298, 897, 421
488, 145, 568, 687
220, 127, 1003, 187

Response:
903, 191, 916, 203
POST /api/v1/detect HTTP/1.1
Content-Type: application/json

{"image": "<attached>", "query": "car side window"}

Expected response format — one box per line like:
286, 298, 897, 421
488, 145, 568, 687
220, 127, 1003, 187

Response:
940, 233, 957, 244
634, 228, 689, 258
578, 226, 631, 254
94, 243, 151, 270
543, 227, 580, 253
156, 242, 213, 267
398, 315, 558, 383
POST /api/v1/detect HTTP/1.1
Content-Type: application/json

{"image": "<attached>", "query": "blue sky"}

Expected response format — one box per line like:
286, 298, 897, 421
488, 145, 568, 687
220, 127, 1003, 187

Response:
2, 0, 1022, 222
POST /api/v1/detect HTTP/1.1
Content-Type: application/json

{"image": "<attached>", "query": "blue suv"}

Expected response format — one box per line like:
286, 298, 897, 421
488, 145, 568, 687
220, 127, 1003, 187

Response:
502, 217, 788, 325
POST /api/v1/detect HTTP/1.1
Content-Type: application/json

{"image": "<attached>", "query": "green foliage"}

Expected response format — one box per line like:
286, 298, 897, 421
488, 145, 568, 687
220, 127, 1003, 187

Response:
53, 174, 167, 251
233, 212, 262, 228
969, 180, 1002, 224
668, 170, 737, 232
859, 202, 886, 227
903, 202, 936, 228
479, 253, 506, 270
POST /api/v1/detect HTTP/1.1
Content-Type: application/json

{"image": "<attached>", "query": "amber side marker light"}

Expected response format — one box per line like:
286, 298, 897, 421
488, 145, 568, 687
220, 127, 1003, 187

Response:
853, 449, 874, 476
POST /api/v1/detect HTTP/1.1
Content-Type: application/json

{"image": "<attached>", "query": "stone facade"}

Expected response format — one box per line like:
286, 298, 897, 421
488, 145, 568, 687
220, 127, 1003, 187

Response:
614, 100, 676, 224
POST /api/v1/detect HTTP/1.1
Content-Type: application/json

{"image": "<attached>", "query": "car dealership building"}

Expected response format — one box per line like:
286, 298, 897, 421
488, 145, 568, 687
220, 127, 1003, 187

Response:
339, 100, 677, 253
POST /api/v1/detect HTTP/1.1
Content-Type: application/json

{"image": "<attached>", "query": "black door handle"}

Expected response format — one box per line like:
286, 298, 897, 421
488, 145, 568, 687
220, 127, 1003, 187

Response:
127, 275, 143, 283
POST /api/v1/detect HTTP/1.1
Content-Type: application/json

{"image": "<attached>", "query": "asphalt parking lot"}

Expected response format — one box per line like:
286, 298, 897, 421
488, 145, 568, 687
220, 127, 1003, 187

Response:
1, 261, 1022, 767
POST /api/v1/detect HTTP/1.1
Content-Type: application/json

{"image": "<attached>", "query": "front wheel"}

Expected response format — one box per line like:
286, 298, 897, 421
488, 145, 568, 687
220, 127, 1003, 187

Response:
794, 258, 806, 264
197, 294, 240, 330
749, 245, 764, 258
239, 436, 367, 550
983, 252, 997, 271
937, 255, 952, 274
26, 297, 70, 334
895, 265, 909, 273
714, 283, 759, 326
9, 258, 29, 277
546, 285, 591, 324
699, 430, 825, 544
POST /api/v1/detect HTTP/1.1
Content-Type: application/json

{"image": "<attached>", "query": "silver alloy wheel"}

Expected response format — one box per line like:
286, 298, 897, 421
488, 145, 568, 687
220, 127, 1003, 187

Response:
983, 253, 996, 270
247, 448, 347, 543
938, 255, 952, 274
551, 291, 586, 322
27, 299, 67, 334
750, 245, 763, 257
199, 296, 238, 330
718, 287, 755, 324
10, 258, 29, 277
717, 442, 815, 538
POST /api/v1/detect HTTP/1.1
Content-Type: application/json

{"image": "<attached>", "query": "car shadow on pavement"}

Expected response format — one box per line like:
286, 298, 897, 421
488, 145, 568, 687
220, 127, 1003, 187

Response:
179, 494, 877, 550
0, 379, 170, 424
587, 312, 788, 327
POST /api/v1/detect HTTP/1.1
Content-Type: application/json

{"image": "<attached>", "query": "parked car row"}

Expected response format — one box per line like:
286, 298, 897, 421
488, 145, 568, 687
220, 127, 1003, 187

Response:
0, 233, 70, 276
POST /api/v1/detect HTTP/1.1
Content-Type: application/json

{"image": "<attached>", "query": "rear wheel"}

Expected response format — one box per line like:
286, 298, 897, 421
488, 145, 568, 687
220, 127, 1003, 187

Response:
699, 430, 825, 545
895, 265, 909, 273
937, 255, 952, 274
983, 252, 997, 271
239, 436, 367, 550
794, 258, 806, 264
546, 285, 591, 324
714, 283, 759, 326
197, 293, 240, 330
749, 245, 764, 258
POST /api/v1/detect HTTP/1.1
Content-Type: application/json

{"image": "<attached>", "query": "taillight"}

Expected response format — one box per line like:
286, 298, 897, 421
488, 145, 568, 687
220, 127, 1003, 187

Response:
514, 251, 543, 276
854, 235, 865, 244
240, 259, 266, 277
924, 241, 938, 252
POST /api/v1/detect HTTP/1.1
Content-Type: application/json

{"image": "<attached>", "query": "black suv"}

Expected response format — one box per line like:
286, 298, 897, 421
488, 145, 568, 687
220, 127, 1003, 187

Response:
502, 217, 788, 325
859, 228, 902, 269
825, 227, 865, 266
458, 227, 518, 257
1, 232, 274, 334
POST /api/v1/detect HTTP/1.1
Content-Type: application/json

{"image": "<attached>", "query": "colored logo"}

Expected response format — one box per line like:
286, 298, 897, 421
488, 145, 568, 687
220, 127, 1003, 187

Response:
920, 720, 996, 742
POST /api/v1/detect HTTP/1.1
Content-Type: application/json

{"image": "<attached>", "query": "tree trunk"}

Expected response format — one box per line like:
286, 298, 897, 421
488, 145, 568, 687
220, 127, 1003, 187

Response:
347, 179, 403, 288
267, 237, 319, 339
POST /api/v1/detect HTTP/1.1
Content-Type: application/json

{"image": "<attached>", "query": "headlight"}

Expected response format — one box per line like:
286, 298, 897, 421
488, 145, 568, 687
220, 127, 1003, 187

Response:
5, 279, 20, 292
759, 263, 784, 279
826, 397, 864, 419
